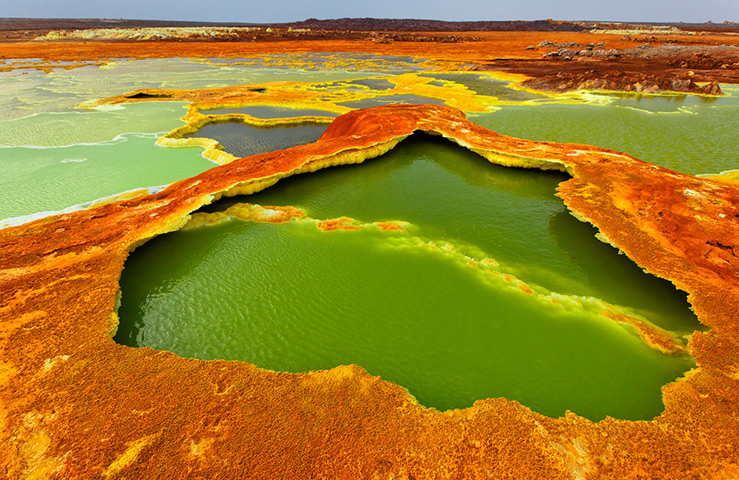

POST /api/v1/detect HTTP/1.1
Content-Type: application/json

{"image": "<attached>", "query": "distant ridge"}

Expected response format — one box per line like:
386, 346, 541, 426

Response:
0, 17, 587, 32
0, 18, 260, 31
1, 17, 735, 33
272, 18, 587, 32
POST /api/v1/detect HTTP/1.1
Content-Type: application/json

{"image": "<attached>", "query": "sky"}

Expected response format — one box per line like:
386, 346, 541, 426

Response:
1, 0, 737, 24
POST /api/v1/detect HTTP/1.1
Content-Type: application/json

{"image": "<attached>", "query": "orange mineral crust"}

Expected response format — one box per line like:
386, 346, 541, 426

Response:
3, 29, 736, 72
3, 31, 736, 95
2, 104, 739, 478
0, 32, 641, 64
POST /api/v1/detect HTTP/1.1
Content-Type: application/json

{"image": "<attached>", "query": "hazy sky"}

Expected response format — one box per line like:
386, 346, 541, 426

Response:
1, 0, 737, 23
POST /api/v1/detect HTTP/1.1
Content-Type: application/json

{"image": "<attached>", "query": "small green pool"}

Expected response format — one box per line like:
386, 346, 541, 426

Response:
182, 121, 329, 158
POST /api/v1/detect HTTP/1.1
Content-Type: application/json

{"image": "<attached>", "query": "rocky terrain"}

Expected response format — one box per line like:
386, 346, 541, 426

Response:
483, 43, 739, 95
522, 70, 724, 95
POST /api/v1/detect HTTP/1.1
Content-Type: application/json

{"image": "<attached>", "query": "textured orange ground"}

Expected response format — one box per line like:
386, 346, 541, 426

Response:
5, 31, 736, 96
2, 104, 739, 478
0, 31, 698, 64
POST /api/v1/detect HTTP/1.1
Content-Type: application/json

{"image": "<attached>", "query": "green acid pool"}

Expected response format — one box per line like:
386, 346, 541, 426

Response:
116, 135, 699, 421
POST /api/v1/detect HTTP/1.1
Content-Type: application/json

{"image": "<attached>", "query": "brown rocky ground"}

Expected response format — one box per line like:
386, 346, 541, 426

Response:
484, 43, 739, 95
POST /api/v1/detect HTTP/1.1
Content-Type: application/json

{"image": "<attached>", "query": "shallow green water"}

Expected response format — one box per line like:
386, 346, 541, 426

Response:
117, 135, 698, 420
471, 85, 739, 175
0, 132, 210, 221
0, 101, 189, 147
182, 121, 328, 158
420, 73, 547, 102
0, 100, 214, 223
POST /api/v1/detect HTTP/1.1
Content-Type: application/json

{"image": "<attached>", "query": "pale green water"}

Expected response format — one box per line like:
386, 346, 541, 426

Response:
0, 101, 189, 147
117, 135, 699, 420
0, 132, 210, 220
470, 85, 739, 175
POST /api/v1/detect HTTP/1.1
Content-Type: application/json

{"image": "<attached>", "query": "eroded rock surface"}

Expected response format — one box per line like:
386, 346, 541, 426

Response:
521, 70, 724, 94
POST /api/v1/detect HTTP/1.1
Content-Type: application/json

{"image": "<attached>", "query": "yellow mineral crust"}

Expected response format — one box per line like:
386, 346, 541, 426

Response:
184, 203, 309, 229
1, 104, 739, 478
79, 73, 562, 167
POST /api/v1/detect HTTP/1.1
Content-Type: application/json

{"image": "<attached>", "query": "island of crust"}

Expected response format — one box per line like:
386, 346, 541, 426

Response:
2, 103, 739, 479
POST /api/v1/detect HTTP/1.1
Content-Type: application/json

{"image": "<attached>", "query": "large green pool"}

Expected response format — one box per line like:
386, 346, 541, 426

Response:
116, 135, 698, 420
